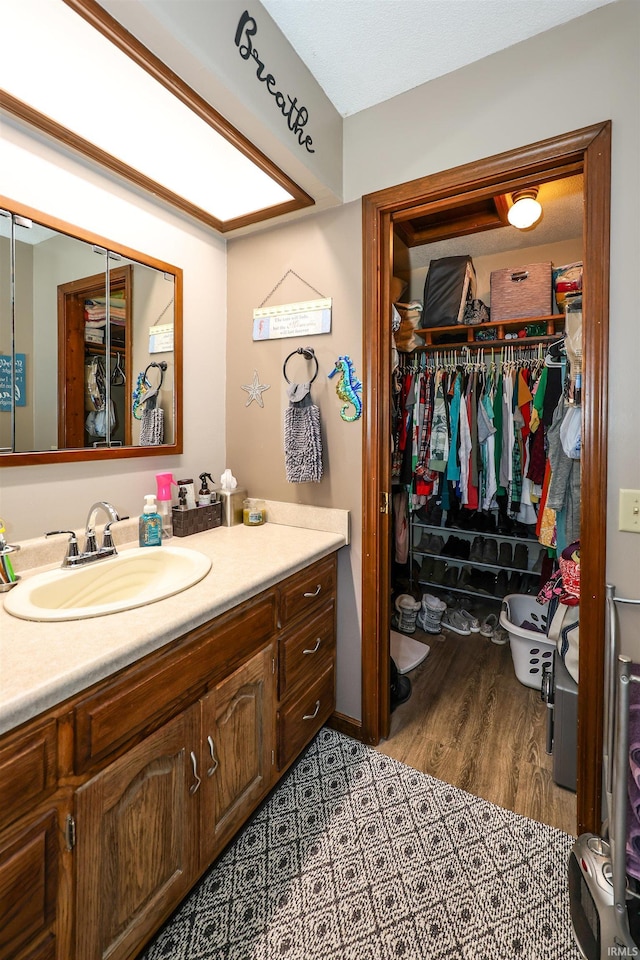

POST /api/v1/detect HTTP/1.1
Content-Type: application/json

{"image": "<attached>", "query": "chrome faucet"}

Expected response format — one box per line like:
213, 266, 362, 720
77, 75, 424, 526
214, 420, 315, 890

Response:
84, 501, 121, 555
46, 501, 128, 568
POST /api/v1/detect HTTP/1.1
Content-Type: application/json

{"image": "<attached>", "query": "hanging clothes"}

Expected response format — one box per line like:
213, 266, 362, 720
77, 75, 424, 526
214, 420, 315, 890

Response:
396, 345, 574, 557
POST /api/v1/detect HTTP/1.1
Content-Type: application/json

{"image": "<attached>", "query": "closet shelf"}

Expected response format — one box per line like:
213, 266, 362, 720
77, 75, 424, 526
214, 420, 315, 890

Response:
414, 551, 539, 576
414, 314, 564, 348
412, 522, 541, 545
416, 580, 504, 603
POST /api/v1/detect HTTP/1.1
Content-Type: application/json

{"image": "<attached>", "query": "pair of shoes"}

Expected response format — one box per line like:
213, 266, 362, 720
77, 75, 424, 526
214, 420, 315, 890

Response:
491, 626, 510, 645
532, 547, 546, 573
441, 609, 471, 635
417, 593, 447, 634
442, 536, 470, 560
420, 556, 435, 581
442, 565, 459, 588
469, 536, 485, 562
457, 607, 481, 632
506, 572, 521, 594
498, 542, 513, 567
480, 613, 499, 638
420, 533, 444, 555
513, 543, 529, 570
495, 570, 509, 597
482, 538, 498, 564
430, 559, 447, 584
395, 594, 421, 633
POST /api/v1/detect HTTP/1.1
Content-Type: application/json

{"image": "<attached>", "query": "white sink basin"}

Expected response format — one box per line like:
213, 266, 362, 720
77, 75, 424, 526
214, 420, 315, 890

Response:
3, 546, 212, 621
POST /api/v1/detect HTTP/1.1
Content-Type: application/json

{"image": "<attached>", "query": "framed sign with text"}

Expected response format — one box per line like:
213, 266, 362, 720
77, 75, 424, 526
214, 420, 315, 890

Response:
253, 298, 332, 341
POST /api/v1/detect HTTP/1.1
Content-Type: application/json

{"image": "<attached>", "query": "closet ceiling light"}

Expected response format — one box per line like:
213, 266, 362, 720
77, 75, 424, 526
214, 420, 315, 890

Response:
507, 188, 543, 230
0, 0, 312, 232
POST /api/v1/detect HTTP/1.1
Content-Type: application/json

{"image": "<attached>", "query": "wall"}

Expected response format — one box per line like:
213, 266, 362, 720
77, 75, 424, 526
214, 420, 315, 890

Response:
227, 0, 640, 723
226, 202, 363, 720
0, 117, 228, 542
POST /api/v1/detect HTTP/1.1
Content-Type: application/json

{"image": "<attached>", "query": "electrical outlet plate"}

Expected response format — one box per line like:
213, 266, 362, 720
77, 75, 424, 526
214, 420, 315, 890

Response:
619, 489, 640, 533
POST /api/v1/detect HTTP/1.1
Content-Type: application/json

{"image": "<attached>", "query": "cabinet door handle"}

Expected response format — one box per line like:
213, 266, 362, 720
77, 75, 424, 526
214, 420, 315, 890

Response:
189, 750, 201, 795
303, 699, 321, 721
206, 735, 219, 776
303, 584, 321, 598
303, 638, 322, 655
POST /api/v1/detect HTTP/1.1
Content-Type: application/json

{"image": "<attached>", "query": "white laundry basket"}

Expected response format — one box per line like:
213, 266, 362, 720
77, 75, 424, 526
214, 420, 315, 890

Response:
500, 594, 554, 689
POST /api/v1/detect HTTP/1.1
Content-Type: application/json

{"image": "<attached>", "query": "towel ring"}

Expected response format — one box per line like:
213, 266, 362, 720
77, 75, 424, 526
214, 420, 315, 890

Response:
283, 347, 319, 384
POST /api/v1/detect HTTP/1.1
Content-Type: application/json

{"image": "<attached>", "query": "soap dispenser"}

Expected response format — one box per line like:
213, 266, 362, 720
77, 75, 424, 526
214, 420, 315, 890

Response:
139, 494, 162, 547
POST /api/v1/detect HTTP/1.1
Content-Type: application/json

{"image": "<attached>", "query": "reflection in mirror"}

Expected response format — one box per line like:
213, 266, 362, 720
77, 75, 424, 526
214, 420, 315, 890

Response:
0, 199, 182, 465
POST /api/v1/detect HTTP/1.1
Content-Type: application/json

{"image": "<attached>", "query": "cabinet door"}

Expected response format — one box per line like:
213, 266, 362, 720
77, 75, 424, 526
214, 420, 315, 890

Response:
200, 644, 275, 865
75, 706, 199, 960
0, 807, 60, 960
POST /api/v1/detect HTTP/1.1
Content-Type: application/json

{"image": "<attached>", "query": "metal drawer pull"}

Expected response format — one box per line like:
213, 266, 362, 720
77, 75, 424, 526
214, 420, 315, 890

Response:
303, 699, 321, 721
189, 751, 201, 795
206, 735, 219, 776
303, 638, 322, 655
303, 584, 321, 598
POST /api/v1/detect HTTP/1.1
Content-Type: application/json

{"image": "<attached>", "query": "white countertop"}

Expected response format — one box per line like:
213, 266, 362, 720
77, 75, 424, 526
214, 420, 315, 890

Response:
0, 517, 347, 737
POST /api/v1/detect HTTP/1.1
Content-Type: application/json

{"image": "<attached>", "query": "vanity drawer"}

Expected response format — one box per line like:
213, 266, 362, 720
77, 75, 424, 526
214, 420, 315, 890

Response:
277, 661, 335, 771
278, 554, 336, 628
278, 602, 335, 700
74, 592, 276, 772
0, 719, 57, 833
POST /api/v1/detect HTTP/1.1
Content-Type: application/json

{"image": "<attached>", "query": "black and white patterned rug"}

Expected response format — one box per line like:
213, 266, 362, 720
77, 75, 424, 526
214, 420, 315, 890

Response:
141, 728, 581, 960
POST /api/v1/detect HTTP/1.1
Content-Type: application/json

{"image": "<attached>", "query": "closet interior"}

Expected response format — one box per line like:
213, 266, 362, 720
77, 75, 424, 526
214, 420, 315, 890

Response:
384, 174, 583, 834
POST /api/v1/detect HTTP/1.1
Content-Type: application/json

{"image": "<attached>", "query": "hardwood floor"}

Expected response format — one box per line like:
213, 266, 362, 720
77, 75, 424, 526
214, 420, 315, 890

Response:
377, 622, 577, 836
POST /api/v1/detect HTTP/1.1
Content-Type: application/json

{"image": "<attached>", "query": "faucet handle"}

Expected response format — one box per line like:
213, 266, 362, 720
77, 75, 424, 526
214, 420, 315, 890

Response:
102, 516, 129, 551
45, 530, 80, 564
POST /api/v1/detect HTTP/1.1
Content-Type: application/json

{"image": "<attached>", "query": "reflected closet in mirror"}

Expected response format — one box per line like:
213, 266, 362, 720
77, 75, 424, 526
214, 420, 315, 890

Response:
0, 197, 182, 465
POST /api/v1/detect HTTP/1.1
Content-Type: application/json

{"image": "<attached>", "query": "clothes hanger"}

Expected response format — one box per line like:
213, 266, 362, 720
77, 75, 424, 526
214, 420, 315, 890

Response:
111, 352, 125, 386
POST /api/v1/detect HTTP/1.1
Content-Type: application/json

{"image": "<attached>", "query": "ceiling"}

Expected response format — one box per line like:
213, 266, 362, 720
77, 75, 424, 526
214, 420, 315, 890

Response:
261, 1, 600, 261
261, 0, 618, 118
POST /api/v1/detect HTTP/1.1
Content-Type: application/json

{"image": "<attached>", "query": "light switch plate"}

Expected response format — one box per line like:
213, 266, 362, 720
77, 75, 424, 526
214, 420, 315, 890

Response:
619, 489, 640, 533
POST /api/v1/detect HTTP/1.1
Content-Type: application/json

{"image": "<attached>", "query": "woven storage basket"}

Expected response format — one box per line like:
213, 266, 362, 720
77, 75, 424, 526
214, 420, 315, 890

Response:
490, 261, 552, 322
172, 501, 222, 537
500, 593, 555, 690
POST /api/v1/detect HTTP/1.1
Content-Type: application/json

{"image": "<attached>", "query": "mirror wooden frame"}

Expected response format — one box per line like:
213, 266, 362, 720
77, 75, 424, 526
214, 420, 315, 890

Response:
0, 196, 183, 467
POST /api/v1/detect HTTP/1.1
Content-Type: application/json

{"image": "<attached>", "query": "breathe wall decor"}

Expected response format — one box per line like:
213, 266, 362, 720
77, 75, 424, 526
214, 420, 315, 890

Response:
234, 10, 316, 155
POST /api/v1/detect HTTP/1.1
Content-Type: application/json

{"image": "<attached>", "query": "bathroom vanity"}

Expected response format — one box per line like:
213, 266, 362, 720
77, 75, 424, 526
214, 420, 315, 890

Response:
0, 516, 346, 960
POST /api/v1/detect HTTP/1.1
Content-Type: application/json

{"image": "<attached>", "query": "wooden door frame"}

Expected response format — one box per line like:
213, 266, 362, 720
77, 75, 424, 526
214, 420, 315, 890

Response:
361, 121, 611, 835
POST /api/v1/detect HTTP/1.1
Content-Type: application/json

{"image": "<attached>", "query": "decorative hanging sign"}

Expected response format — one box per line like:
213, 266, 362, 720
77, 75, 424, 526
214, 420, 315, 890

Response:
148, 323, 174, 353
253, 298, 332, 341
0, 354, 26, 410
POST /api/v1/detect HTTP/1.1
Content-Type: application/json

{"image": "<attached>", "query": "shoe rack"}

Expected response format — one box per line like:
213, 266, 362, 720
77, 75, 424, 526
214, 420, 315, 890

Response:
410, 517, 545, 603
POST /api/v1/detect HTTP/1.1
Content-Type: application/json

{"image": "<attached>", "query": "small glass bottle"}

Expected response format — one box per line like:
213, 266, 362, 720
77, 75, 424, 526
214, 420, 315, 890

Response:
243, 498, 266, 526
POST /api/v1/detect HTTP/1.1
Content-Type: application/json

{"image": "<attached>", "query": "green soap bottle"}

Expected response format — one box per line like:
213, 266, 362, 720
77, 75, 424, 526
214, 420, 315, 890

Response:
139, 494, 162, 547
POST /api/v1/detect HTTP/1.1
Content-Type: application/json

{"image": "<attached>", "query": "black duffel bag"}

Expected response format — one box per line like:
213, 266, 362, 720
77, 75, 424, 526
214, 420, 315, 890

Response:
422, 255, 476, 327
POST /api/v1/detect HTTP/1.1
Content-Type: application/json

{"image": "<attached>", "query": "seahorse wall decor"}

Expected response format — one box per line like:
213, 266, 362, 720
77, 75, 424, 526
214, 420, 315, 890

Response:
328, 355, 362, 422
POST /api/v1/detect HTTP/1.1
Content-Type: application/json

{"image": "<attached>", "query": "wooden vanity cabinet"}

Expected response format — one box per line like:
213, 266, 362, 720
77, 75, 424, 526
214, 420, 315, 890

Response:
1, 551, 338, 960
276, 554, 337, 771
0, 719, 65, 960
74, 636, 276, 960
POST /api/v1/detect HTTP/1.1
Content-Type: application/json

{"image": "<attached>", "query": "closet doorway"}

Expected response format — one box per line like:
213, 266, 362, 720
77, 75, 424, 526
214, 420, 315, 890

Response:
361, 122, 611, 836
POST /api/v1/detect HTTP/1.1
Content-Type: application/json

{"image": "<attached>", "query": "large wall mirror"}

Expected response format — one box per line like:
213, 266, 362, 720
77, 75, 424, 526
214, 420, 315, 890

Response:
0, 197, 182, 466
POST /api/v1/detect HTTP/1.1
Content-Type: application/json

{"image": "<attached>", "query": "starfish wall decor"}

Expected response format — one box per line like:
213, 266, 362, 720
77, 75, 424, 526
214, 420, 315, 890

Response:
241, 370, 270, 407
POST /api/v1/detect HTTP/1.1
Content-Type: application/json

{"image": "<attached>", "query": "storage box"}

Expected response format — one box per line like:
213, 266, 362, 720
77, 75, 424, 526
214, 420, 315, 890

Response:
172, 501, 222, 537
490, 261, 552, 322
500, 593, 555, 689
